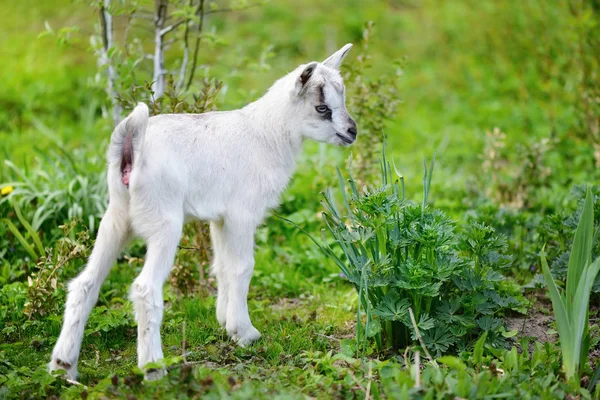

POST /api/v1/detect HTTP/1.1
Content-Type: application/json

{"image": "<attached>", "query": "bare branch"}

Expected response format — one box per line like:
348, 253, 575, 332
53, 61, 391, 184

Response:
408, 307, 439, 369
186, 0, 205, 91
177, 0, 195, 90
159, 19, 186, 36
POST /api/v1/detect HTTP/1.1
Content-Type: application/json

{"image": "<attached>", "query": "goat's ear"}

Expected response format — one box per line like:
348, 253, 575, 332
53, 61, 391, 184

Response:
296, 62, 318, 95
322, 43, 353, 70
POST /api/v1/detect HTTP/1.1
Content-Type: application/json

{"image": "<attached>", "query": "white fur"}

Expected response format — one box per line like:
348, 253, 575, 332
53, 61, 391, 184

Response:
49, 44, 356, 380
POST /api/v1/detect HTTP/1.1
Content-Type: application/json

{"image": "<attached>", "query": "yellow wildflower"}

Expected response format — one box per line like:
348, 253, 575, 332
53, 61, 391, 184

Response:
1, 186, 14, 195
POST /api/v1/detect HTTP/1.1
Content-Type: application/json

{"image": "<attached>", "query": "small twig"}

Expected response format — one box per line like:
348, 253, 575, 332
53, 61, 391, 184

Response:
414, 350, 421, 388
408, 307, 439, 368
519, 292, 534, 341
365, 361, 373, 400
167, 360, 204, 371
178, 245, 202, 251
403, 346, 410, 362
348, 370, 368, 394
316, 333, 341, 342
159, 19, 186, 36
66, 378, 87, 389
182, 318, 187, 364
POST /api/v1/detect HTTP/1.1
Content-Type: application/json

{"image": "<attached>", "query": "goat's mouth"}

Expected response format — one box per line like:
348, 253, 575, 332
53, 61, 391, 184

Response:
336, 132, 355, 145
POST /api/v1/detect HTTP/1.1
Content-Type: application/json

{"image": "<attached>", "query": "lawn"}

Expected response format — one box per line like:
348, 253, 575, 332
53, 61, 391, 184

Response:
1, 0, 600, 398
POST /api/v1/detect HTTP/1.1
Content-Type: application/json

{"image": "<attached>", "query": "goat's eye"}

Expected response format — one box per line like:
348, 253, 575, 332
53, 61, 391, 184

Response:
315, 105, 330, 113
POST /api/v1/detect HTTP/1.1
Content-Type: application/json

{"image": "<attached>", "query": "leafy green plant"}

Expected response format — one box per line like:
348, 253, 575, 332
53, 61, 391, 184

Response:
318, 148, 525, 355
24, 221, 91, 319
541, 187, 600, 385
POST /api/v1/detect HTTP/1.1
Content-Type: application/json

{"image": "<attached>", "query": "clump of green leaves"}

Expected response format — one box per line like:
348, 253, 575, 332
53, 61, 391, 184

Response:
117, 74, 223, 118
320, 148, 525, 355
541, 187, 600, 386
24, 221, 91, 319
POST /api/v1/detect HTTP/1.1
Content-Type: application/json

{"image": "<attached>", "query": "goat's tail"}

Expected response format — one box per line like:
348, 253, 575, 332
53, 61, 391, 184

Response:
107, 103, 149, 188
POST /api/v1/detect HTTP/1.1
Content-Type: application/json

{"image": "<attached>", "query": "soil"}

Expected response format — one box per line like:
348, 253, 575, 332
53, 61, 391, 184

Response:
506, 294, 555, 343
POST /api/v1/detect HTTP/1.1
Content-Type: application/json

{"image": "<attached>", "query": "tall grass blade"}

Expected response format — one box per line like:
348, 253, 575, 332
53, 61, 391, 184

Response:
566, 187, 594, 304
11, 201, 44, 257
572, 258, 600, 373
2, 219, 38, 261
541, 249, 574, 379
473, 331, 488, 365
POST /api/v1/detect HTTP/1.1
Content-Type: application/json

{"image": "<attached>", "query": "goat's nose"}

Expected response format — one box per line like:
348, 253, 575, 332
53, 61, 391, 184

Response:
347, 126, 357, 138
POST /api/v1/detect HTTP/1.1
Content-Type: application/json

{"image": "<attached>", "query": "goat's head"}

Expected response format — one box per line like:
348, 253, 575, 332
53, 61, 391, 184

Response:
291, 44, 357, 146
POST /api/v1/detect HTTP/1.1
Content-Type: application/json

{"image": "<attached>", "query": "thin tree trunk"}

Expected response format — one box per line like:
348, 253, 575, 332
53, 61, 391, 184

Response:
152, 0, 168, 99
99, 0, 121, 125
186, 0, 205, 91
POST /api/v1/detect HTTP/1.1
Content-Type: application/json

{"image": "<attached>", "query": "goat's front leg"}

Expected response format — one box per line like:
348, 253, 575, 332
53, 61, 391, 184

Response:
218, 216, 261, 346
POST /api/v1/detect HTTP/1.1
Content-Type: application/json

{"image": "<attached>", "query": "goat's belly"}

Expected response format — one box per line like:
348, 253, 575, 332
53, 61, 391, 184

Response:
182, 194, 226, 222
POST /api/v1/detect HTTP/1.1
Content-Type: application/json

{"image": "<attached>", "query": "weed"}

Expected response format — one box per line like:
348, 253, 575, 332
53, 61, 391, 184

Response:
319, 147, 525, 354
541, 187, 600, 386
24, 221, 91, 319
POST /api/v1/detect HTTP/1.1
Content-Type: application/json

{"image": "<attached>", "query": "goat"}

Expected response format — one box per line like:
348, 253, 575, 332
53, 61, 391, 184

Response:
49, 44, 357, 380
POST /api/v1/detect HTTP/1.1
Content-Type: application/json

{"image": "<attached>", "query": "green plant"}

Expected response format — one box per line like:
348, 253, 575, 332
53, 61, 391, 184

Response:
542, 185, 600, 292
317, 147, 524, 355
1, 147, 107, 236
541, 187, 600, 385
1, 200, 45, 261
24, 221, 91, 319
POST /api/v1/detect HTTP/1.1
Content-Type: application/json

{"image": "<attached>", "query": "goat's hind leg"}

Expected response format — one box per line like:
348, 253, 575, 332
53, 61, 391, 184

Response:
210, 221, 228, 327
49, 200, 130, 379
130, 212, 182, 380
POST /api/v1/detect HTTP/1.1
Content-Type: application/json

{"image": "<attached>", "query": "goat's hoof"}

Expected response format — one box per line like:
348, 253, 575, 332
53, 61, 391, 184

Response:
144, 367, 167, 381
48, 358, 78, 380
233, 326, 261, 347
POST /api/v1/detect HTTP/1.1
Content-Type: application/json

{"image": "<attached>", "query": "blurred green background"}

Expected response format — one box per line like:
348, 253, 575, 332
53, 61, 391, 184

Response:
2, 0, 597, 205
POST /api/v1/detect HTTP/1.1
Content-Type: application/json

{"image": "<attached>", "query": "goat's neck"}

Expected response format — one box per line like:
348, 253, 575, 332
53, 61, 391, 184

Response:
243, 93, 303, 174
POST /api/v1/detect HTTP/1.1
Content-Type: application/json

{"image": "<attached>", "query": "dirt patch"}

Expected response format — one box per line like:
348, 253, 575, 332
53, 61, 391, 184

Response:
506, 312, 555, 343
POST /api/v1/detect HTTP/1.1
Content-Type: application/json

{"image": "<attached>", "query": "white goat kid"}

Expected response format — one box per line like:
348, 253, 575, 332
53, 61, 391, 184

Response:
49, 44, 357, 380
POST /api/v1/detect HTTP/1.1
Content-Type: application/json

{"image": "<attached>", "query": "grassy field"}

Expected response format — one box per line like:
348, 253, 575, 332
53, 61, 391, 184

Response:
1, 0, 600, 398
